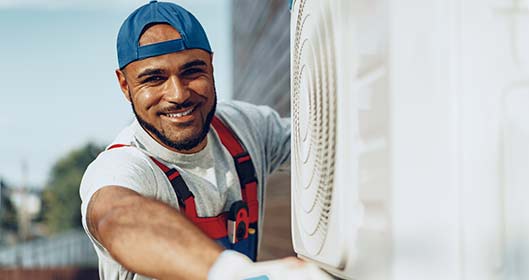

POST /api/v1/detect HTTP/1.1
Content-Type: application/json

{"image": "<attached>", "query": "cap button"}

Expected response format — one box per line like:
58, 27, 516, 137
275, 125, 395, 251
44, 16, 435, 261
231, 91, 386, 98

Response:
149, 0, 157, 3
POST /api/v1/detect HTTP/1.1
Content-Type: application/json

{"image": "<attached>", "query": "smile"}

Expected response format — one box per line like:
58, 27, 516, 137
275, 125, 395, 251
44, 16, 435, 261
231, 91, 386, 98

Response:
165, 106, 195, 118
160, 105, 199, 123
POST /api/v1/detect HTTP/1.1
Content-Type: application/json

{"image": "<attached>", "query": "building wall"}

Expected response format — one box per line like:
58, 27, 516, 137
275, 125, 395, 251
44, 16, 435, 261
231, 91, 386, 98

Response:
232, 0, 291, 116
232, 0, 293, 261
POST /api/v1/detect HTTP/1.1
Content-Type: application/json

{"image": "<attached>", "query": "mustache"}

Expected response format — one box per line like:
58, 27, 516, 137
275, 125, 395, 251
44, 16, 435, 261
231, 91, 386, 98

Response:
158, 101, 196, 113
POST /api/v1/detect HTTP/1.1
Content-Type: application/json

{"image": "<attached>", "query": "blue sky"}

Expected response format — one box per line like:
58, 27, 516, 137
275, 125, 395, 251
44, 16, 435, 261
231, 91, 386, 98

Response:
0, 0, 233, 188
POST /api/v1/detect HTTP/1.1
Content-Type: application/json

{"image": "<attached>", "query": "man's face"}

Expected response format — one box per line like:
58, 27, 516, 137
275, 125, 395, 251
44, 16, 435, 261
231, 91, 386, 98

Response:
116, 24, 216, 153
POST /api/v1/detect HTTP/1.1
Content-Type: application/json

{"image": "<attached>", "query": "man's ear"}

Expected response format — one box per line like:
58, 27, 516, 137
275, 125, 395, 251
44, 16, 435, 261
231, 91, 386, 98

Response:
115, 69, 131, 101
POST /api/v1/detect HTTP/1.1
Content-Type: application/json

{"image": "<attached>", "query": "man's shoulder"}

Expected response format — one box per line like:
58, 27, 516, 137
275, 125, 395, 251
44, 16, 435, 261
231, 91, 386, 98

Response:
94, 120, 150, 164
88, 120, 148, 170
83, 144, 153, 181
83, 120, 155, 182
80, 141, 158, 204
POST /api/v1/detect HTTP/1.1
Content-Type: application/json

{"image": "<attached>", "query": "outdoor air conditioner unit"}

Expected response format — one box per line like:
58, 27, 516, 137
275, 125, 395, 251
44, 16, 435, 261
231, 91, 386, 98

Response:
291, 0, 529, 279
290, 0, 390, 279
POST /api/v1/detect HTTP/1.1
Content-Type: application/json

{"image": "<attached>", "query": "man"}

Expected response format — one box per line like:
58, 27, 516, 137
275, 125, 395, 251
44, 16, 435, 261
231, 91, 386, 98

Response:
80, 1, 331, 279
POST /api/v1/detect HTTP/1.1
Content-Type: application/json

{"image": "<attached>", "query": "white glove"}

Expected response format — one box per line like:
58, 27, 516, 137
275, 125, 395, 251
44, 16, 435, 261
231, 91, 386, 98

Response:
208, 250, 334, 280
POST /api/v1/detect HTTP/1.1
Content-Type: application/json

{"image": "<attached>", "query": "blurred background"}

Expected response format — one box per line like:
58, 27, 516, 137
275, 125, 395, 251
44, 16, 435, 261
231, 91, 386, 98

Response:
0, 0, 292, 279
3, 0, 529, 279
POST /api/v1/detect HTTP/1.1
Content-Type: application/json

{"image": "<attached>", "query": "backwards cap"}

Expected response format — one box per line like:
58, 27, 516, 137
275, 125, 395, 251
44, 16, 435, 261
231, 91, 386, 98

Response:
117, 0, 212, 69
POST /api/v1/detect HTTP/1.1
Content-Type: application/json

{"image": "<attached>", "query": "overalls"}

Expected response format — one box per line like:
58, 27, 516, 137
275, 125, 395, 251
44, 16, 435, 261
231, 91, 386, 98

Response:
108, 116, 259, 260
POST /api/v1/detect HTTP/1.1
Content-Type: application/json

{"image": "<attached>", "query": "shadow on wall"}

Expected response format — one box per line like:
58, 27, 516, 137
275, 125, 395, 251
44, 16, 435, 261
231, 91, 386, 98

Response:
258, 171, 295, 261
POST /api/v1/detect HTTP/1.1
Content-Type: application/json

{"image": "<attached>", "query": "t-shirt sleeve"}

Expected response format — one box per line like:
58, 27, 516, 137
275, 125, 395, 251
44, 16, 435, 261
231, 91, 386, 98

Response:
79, 147, 157, 253
256, 105, 291, 174
224, 101, 291, 175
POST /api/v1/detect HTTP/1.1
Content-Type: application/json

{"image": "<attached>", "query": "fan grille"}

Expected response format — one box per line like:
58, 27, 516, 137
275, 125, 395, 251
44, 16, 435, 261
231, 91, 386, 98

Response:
292, 0, 337, 255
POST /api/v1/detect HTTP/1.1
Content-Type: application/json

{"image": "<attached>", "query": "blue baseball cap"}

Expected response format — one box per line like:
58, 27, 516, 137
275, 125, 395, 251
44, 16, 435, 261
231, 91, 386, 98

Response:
117, 0, 213, 69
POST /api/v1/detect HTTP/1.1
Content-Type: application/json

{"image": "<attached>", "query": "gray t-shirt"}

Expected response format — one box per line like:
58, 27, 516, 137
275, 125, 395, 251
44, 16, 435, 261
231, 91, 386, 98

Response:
79, 101, 291, 280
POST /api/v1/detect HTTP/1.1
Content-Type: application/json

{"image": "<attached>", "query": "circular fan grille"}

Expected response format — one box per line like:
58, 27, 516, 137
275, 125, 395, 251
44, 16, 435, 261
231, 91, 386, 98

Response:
292, 0, 337, 255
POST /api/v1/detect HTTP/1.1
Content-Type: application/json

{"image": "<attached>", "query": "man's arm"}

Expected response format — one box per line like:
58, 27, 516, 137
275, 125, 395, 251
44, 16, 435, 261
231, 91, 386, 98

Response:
87, 185, 223, 280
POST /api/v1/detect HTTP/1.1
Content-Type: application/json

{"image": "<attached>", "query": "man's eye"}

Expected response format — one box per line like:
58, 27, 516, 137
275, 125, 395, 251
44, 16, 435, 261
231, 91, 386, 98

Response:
143, 76, 165, 83
182, 68, 204, 76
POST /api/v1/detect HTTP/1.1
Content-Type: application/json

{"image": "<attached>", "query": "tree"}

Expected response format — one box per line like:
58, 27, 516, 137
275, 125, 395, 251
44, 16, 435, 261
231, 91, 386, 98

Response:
42, 143, 103, 234
0, 179, 18, 236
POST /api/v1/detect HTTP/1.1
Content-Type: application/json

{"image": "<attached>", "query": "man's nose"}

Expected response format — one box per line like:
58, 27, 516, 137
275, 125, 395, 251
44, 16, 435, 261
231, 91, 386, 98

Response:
164, 76, 190, 104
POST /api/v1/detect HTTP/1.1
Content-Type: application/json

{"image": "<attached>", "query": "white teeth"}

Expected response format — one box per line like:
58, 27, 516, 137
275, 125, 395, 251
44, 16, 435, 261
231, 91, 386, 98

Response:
166, 107, 194, 118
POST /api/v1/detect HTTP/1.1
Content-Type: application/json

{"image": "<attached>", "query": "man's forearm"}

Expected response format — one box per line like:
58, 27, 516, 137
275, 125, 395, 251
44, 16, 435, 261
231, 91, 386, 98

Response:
90, 186, 223, 280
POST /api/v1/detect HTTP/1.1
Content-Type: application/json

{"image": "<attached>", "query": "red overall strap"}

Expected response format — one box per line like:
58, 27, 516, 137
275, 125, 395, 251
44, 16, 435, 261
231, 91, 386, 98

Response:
151, 158, 227, 239
211, 116, 259, 224
108, 144, 130, 150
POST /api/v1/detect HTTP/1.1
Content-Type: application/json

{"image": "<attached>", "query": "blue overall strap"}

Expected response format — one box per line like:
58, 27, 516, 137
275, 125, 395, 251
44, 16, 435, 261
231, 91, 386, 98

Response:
211, 116, 259, 260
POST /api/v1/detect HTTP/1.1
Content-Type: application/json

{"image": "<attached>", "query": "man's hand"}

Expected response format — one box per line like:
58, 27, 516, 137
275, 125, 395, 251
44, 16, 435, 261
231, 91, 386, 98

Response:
209, 251, 334, 280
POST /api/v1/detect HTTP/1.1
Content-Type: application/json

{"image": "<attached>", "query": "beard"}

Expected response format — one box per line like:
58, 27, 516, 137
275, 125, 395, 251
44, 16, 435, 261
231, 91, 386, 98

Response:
131, 95, 217, 152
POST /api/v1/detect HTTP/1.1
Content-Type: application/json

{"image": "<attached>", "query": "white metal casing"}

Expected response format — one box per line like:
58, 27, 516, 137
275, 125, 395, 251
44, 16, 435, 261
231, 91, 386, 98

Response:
291, 0, 391, 279
291, 0, 529, 279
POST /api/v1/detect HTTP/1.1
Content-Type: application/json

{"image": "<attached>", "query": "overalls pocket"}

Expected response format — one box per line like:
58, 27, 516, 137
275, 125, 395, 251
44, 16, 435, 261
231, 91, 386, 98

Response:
232, 227, 257, 261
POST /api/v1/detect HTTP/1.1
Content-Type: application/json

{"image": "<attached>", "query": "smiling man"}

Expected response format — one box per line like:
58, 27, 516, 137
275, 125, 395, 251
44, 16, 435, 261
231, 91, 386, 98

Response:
79, 1, 330, 280
119, 23, 217, 154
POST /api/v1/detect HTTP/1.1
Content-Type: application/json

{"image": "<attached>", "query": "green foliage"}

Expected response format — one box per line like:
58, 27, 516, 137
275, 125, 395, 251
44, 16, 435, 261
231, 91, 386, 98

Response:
0, 180, 18, 233
42, 143, 103, 234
